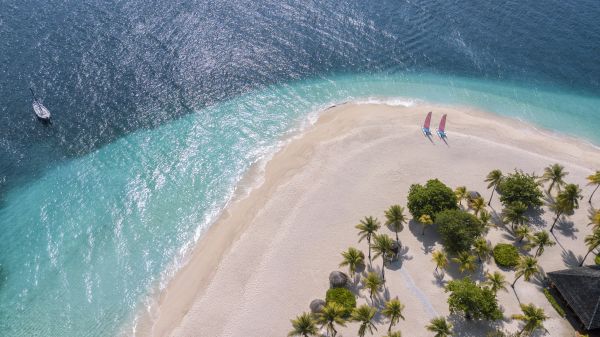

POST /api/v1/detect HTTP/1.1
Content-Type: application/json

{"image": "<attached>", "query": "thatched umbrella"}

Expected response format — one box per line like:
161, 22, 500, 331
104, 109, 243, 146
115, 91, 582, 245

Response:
329, 271, 349, 288
309, 299, 326, 313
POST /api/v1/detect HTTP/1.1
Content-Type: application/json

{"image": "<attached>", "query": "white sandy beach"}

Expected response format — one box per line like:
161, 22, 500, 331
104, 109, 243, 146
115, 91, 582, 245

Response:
134, 102, 600, 337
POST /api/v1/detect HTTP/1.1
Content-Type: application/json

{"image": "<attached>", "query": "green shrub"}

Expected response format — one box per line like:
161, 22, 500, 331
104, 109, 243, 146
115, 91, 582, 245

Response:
325, 288, 356, 316
493, 243, 519, 268
407, 179, 458, 221
595, 254, 600, 265
497, 170, 543, 208
436, 209, 484, 254
543, 288, 566, 317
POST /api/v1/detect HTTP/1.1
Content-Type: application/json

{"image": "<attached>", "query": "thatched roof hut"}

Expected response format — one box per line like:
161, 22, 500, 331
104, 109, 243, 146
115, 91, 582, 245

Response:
547, 266, 600, 331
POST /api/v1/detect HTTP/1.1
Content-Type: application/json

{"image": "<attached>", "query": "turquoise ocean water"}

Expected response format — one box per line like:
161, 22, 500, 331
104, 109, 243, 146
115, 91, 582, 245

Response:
1, 73, 599, 335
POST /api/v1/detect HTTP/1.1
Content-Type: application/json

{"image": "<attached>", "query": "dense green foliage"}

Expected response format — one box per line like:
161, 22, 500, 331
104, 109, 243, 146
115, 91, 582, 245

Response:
436, 209, 484, 254
497, 171, 543, 208
326, 288, 356, 316
445, 278, 503, 320
407, 179, 458, 220
543, 288, 566, 317
595, 254, 600, 265
493, 243, 519, 268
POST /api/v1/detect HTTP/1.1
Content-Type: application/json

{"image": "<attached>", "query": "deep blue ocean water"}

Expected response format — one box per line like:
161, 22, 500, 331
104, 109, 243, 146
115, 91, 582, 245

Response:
1, 0, 599, 335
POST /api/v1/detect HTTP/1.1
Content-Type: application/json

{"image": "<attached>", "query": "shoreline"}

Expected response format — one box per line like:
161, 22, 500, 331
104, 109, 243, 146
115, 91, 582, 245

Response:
132, 101, 600, 336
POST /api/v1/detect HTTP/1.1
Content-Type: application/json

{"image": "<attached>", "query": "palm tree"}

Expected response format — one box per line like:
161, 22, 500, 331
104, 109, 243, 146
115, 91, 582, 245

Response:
351, 304, 378, 337
511, 303, 548, 336
455, 186, 468, 207
550, 184, 583, 232
288, 312, 318, 337
525, 230, 555, 257
588, 208, 600, 230
383, 332, 402, 337
431, 250, 448, 272
382, 298, 405, 332
485, 271, 508, 294
385, 205, 407, 243
426, 317, 453, 337
339, 247, 365, 278
473, 238, 491, 262
371, 233, 394, 281
580, 227, 600, 266
479, 209, 492, 229
356, 216, 381, 265
452, 251, 477, 273
363, 271, 383, 300
539, 163, 568, 194
317, 303, 346, 337
418, 214, 433, 236
485, 169, 503, 205
587, 171, 600, 204
502, 201, 528, 231
512, 256, 540, 288
514, 226, 531, 243
469, 196, 486, 216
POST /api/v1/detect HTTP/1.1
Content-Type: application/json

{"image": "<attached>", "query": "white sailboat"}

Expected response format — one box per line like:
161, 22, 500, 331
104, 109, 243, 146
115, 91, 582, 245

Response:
30, 88, 51, 122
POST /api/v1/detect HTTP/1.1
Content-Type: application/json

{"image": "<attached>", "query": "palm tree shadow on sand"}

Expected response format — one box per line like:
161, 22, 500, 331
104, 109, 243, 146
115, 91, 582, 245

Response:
561, 249, 583, 268
446, 314, 503, 337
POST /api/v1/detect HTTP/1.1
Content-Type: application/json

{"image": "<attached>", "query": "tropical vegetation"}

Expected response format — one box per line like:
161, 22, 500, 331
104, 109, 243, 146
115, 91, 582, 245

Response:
497, 170, 543, 208
445, 278, 503, 320
493, 243, 519, 268
407, 179, 458, 220
436, 209, 484, 254
426, 316, 453, 337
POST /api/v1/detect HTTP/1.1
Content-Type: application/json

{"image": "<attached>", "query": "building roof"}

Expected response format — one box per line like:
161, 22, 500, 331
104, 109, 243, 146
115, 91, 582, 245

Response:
547, 266, 600, 330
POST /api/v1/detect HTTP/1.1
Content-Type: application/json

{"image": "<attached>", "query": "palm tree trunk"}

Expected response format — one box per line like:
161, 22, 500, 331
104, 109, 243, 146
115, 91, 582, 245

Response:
488, 188, 495, 206
550, 211, 562, 232
332, 326, 337, 337
512, 274, 522, 288
388, 320, 393, 332
367, 236, 372, 265
381, 254, 386, 281
535, 246, 542, 257
581, 247, 596, 266
590, 185, 600, 203
548, 181, 555, 194
395, 231, 399, 243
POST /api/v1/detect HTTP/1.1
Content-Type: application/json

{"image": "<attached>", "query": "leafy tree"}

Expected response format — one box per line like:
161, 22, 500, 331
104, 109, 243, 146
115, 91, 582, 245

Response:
351, 304, 378, 337
539, 164, 568, 194
432, 250, 448, 272
502, 201, 528, 232
418, 214, 433, 236
356, 216, 380, 264
339, 247, 365, 278
587, 171, 600, 204
493, 243, 520, 268
588, 208, 600, 231
525, 231, 555, 257
326, 288, 356, 316
288, 312, 318, 337
452, 251, 477, 274
511, 304, 548, 336
473, 238, 492, 262
363, 272, 383, 300
436, 209, 484, 254
382, 298, 405, 332
385, 205, 407, 243
469, 196, 486, 216
407, 179, 458, 220
371, 233, 394, 280
581, 227, 600, 266
485, 271, 508, 294
512, 256, 540, 288
550, 184, 582, 232
317, 303, 347, 337
445, 278, 503, 320
426, 317, 453, 337
514, 226, 530, 243
485, 169, 503, 205
455, 186, 468, 206
497, 170, 543, 208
